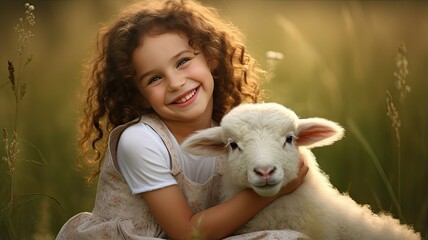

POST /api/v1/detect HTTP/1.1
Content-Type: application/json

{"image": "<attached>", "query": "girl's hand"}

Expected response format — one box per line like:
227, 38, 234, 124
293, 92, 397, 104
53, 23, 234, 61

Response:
278, 155, 309, 197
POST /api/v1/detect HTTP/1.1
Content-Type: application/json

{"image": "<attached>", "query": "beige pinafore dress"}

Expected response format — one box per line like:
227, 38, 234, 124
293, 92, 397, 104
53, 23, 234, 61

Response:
56, 114, 308, 240
56, 115, 223, 239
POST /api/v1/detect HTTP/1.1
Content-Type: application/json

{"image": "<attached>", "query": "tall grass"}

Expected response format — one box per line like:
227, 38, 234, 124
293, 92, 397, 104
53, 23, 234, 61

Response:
1, 4, 36, 237
1, 3, 62, 239
348, 119, 403, 220
346, 42, 411, 224
387, 42, 411, 205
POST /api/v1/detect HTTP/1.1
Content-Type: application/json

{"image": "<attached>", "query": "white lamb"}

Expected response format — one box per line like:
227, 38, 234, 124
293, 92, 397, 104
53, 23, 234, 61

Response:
182, 102, 421, 240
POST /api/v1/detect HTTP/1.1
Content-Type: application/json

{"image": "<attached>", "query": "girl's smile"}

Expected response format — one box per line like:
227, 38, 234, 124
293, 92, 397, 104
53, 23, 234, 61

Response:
171, 86, 199, 106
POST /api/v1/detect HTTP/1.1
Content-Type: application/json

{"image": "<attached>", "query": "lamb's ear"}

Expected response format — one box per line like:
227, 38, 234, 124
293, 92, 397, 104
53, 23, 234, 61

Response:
181, 127, 227, 156
296, 118, 344, 148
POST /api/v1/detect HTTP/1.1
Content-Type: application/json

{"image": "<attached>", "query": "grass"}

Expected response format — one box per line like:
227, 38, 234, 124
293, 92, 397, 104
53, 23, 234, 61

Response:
1, 3, 63, 239
347, 118, 403, 220
1, 3, 36, 238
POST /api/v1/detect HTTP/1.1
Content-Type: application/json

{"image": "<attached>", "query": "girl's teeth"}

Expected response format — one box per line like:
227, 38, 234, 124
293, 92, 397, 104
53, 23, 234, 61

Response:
176, 89, 196, 104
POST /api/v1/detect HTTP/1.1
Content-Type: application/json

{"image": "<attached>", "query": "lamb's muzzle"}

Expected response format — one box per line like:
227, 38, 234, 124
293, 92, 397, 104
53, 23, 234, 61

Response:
253, 166, 276, 181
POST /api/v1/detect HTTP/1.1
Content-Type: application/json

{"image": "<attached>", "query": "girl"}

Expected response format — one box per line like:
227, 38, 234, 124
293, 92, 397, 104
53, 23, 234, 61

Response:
57, 0, 308, 239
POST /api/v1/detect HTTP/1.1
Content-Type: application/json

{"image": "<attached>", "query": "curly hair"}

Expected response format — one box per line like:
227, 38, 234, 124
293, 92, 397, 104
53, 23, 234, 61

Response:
79, 0, 264, 180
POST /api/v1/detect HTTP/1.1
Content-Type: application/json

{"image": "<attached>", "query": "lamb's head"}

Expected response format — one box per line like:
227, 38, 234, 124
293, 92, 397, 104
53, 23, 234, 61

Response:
182, 103, 344, 197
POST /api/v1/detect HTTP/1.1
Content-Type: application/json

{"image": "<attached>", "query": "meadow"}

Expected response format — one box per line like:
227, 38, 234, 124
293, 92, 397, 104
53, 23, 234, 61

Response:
0, 0, 427, 239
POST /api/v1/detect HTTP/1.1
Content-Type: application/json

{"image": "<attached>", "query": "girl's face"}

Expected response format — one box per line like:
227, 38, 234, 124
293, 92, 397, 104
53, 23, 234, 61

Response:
132, 32, 214, 124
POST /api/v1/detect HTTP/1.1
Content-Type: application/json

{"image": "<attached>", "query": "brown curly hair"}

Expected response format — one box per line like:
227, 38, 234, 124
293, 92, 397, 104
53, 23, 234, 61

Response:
79, 0, 264, 180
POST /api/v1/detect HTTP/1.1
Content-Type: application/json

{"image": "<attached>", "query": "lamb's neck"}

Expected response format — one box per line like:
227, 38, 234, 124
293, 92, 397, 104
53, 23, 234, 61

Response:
220, 170, 248, 200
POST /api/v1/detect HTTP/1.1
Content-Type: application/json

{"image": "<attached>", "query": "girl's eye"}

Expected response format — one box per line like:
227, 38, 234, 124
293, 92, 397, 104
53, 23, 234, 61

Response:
147, 76, 162, 85
177, 58, 190, 68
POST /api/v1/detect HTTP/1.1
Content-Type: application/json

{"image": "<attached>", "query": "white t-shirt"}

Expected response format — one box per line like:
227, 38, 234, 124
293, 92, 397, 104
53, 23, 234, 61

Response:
117, 123, 217, 194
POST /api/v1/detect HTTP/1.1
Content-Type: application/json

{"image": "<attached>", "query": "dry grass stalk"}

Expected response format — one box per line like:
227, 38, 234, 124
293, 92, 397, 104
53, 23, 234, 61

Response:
386, 41, 410, 213
1, 3, 37, 238
393, 42, 410, 101
265, 51, 284, 82
386, 90, 401, 147
2, 129, 19, 179
15, 3, 36, 56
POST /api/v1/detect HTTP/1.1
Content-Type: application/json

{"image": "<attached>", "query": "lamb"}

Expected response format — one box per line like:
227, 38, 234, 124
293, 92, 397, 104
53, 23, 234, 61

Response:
181, 102, 421, 240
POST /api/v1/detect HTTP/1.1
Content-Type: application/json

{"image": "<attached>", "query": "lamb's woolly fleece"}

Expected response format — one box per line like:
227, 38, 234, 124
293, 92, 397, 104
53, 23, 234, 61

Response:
182, 102, 421, 240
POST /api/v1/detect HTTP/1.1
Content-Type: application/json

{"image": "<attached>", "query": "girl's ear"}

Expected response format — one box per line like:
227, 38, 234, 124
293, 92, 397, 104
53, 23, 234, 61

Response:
207, 59, 219, 78
181, 127, 227, 156
141, 100, 151, 109
296, 118, 344, 148
138, 96, 151, 109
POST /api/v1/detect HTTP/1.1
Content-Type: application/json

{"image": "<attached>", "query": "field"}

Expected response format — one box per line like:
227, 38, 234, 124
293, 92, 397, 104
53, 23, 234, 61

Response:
1, 0, 427, 239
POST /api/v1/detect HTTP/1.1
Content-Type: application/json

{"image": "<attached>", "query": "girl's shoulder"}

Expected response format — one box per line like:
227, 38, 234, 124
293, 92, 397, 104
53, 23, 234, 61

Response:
119, 122, 166, 152
117, 122, 175, 194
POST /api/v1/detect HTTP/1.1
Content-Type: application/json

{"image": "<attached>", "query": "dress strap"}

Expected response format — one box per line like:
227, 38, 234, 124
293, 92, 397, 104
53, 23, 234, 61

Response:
109, 118, 140, 172
139, 115, 181, 176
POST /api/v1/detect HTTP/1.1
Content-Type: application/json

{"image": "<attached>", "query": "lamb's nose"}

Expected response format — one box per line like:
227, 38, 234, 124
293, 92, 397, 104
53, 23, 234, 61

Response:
254, 167, 276, 180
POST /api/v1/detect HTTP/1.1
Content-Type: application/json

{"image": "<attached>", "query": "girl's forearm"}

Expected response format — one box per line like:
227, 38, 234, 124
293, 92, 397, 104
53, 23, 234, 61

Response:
189, 189, 277, 240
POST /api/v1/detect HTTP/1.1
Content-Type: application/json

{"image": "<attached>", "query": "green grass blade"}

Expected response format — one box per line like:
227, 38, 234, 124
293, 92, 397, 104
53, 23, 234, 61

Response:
21, 138, 48, 166
347, 118, 403, 220
0, 193, 64, 220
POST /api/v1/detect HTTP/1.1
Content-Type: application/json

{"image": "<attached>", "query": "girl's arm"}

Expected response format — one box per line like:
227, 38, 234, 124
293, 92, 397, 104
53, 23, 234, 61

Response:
142, 158, 308, 240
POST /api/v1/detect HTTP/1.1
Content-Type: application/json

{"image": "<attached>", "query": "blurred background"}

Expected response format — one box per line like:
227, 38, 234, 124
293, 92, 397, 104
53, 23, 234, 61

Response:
0, 0, 427, 239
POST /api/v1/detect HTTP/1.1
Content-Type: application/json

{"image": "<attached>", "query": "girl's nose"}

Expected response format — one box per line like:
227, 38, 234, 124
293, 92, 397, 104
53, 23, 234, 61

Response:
167, 75, 185, 91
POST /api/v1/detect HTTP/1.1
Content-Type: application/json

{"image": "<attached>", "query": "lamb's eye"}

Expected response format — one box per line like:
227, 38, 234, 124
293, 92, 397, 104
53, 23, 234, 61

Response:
284, 132, 295, 147
229, 142, 239, 150
227, 138, 239, 150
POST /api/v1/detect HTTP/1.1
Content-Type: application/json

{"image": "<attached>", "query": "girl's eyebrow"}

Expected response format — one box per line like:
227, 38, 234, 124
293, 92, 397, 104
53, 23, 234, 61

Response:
137, 49, 194, 83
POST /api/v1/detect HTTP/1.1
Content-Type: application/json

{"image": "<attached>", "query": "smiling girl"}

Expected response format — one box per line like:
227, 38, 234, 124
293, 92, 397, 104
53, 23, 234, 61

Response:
57, 0, 308, 239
